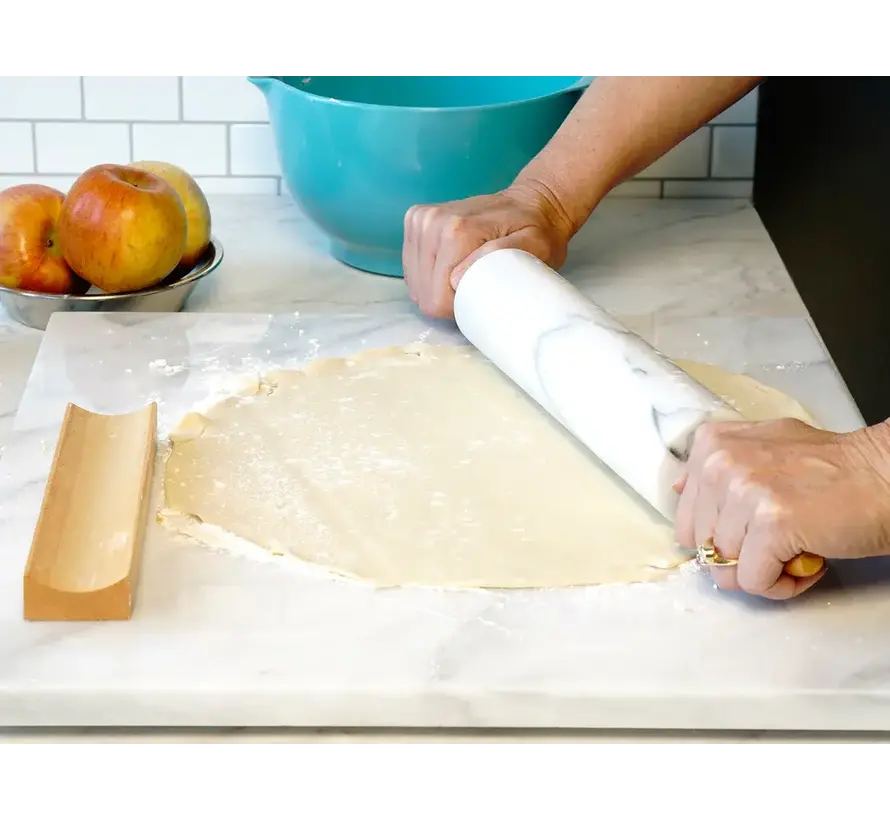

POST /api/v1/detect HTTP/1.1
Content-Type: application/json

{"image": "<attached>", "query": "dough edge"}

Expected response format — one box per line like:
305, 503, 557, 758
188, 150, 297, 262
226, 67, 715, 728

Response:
158, 343, 488, 590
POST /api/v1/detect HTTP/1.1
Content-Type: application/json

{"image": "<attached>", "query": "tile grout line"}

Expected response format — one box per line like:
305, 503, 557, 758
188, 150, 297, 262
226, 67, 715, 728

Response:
0, 84, 749, 194
662, 179, 754, 187
707, 125, 716, 178
1, 119, 746, 129
30, 122, 38, 173
0, 173, 285, 181
0, 114, 750, 127
0, 117, 264, 125
0, 168, 756, 185
0, 174, 755, 192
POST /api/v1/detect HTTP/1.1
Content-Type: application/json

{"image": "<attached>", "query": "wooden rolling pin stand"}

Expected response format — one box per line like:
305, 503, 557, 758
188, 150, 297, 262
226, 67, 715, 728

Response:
22, 402, 158, 621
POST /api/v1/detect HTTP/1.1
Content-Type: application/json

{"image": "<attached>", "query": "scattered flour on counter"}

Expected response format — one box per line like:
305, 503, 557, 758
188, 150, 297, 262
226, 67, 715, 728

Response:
149, 358, 187, 376
158, 505, 709, 611
770, 361, 811, 372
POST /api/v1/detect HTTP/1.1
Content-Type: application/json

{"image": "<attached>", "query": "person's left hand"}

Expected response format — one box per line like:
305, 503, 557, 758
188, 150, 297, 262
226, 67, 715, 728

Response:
673, 417, 890, 600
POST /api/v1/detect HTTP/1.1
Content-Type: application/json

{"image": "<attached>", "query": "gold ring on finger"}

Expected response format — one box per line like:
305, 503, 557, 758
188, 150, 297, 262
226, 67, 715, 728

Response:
696, 537, 739, 568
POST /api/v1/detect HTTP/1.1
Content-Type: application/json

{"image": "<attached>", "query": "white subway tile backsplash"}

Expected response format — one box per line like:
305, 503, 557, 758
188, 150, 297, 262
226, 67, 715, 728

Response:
35, 123, 130, 173
605, 180, 662, 198
0, 77, 81, 120
84, 76, 179, 121
194, 176, 279, 194
132, 123, 227, 175
0, 123, 34, 173
711, 88, 759, 125
711, 126, 757, 178
230, 124, 280, 176
0, 77, 761, 199
5, 175, 269, 198
663, 180, 754, 199
0, 175, 78, 193
183, 77, 268, 122
636, 128, 711, 179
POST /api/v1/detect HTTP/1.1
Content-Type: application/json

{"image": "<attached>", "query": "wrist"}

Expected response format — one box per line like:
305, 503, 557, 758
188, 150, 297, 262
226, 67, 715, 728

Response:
840, 424, 890, 554
505, 173, 586, 247
843, 422, 890, 488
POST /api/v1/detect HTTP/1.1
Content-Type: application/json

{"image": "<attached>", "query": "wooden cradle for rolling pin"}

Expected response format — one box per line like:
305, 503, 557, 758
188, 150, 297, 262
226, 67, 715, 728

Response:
22, 402, 157, 621
21, 250, 821, 622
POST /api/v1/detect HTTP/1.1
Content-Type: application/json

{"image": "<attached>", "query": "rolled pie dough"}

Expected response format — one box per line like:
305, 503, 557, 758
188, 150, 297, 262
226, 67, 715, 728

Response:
162, 344, 815, 589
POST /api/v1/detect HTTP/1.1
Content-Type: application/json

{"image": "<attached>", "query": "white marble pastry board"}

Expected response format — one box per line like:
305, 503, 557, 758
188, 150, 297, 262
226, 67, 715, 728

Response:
2, 311, 890, 731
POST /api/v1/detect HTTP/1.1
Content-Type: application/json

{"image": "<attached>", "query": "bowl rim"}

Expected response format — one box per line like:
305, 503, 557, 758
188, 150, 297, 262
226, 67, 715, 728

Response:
0, 236, 224, 304
248, 76, 594, 114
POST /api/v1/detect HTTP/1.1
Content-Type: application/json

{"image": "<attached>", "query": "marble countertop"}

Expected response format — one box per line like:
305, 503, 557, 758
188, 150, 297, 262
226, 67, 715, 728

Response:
0, 194, 875, 743
0, 193, 846, 457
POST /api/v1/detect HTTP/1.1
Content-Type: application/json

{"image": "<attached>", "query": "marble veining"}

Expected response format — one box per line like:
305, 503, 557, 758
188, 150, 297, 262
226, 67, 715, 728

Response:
0, 194, 880, 737
542, 317, 710, 463
453, 248, 748, 520
552, 317, 729, 453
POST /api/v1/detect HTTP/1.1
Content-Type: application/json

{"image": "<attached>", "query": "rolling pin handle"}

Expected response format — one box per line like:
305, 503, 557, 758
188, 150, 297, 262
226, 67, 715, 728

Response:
784, 553, 825, 578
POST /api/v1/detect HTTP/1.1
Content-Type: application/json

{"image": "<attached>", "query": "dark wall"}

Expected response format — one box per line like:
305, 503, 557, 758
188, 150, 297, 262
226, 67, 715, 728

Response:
753, 77, 890, 427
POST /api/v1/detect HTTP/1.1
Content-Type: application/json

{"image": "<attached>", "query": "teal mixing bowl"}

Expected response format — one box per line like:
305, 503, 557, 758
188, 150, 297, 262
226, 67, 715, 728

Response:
248, 76, 591, 277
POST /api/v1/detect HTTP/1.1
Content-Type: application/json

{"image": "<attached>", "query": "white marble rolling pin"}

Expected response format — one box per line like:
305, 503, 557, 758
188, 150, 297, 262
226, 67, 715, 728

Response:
452, 248, 823, 577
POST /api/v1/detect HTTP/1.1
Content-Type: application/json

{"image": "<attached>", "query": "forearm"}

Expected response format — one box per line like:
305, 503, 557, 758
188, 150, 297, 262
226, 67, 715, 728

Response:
511, 76, 764, 237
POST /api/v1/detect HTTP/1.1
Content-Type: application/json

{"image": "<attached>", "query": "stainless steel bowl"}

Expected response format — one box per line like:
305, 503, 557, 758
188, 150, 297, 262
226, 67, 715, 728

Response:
0, 236, 224, 331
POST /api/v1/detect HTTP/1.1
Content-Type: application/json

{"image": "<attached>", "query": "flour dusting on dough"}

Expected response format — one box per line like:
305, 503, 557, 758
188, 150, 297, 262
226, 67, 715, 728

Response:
160, 344, 815, 591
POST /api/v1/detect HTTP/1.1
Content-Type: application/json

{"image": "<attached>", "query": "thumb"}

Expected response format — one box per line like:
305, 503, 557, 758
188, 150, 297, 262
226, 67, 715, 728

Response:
449, 229, 546, 290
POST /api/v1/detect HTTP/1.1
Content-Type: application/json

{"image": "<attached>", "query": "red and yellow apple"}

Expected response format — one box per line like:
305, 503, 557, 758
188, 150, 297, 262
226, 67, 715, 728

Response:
130, 160, 211, 267
0, 184, 88, 295
57, 164, 187, 294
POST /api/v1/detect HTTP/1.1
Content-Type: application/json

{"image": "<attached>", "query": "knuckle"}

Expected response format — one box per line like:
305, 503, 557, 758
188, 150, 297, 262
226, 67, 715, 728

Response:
441, 213, 482, 245
441, 214, 471, 241
726, 470, 756, 500
404, 205, 420, 227
695, 422, 725, 449
410, 204, 435, 231
699, 447, 733, 486
752, 494, 790, 529
690, 425, 723, 464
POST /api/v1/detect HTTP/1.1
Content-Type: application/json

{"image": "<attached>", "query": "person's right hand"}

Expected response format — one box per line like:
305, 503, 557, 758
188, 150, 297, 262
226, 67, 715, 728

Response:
673, 417, 890, 600
402, 183, 574, 319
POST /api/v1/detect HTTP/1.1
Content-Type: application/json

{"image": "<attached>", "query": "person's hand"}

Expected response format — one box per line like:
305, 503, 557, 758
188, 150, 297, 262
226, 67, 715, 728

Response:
402, 182, 574, 319
673, 417, 890, 600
